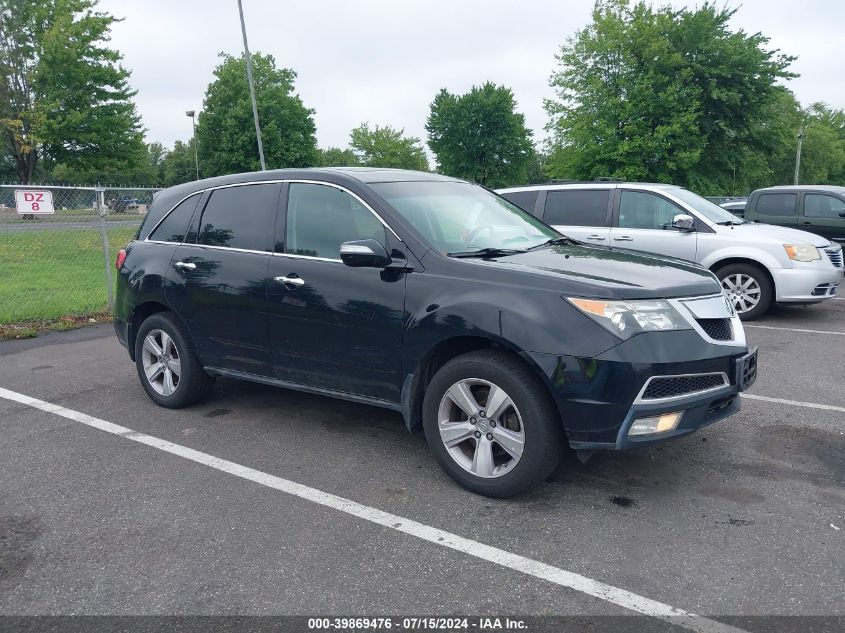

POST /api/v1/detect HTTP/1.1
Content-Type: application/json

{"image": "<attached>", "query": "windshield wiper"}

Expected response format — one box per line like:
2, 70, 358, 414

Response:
447, 247, 527, 258
715, 220, 744, 226
527, 237, 579, 250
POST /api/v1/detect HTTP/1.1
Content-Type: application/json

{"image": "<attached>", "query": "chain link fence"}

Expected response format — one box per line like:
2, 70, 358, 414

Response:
0, 184, 161, 327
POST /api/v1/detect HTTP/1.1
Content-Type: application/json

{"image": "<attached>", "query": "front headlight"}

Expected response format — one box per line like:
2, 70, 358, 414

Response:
783, 244, 821, 262
567, 298, 691, 340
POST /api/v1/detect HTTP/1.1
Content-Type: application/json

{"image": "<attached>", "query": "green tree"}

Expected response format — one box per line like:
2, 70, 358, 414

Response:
427, 82, 534, 188
0, 0, 144, 183
349, 123, 428, 170
196, 52, 317, 176
160, 140, 198, 187
798, 103, 845, 185
546, 0, 796, 194
318, 146, 361, 167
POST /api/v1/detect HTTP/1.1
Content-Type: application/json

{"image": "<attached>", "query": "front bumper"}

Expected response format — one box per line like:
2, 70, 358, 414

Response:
773, 263, 842, 302
528, 330, 755, 450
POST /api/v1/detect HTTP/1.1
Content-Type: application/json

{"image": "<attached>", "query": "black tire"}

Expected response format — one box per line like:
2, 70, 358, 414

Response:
422, 349, 564, 498
715, 262, 773, 321
134, 312, 214, 408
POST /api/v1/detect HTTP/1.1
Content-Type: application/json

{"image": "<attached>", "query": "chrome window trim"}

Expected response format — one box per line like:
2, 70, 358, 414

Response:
634, 372, 731, 405
143, 179, 402, 251
169, 242, 270, 257
272, 252, 342, 263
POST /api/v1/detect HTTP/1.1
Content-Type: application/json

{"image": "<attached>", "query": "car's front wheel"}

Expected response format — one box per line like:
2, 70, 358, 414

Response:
134, 312, 214, 408
422, 349, 564, 497
715, 263, 773, 320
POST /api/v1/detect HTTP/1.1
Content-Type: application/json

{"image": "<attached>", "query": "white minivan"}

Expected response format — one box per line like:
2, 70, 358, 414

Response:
497, 183, 843, 319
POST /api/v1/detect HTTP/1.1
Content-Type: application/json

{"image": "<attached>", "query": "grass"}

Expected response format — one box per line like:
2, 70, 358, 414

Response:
0, 226, 138, 336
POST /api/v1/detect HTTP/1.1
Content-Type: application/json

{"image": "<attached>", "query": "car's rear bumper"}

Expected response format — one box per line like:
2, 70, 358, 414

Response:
773, 264, 843, 302
114, 316, 129, 351
527, 330, 755, 449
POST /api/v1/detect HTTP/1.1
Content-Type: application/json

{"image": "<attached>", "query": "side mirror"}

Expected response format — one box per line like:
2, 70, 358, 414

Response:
672, 214, 695, 232
838, 212, 845, 218
340, 239, 392, 268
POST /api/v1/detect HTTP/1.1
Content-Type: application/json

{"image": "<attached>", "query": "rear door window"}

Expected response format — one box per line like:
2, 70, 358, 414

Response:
804, 194, 845, 218
544, 190, 610, 226
148, 194, 201, 243
756, 193, 797, 217
198, 183, 280, 251
500, 191, 539, 214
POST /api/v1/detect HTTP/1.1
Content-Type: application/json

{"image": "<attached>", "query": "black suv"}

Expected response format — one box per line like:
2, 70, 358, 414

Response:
745, 185, 845, 244
114, 168, 757, 497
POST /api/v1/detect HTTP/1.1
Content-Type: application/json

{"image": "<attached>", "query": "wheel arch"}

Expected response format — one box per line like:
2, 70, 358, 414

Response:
127, 301, 192, 362
707, 257, 776, 294
401, 335, 562, 434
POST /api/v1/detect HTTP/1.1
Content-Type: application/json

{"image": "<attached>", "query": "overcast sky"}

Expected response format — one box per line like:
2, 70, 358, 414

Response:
103, 0, 845, 152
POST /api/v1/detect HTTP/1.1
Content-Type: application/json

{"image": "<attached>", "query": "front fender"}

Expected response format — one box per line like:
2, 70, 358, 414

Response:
402, 273, 620, 360
699, 245, 785, 273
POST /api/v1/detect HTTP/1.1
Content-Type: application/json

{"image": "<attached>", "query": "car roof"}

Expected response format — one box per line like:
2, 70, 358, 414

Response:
754, 185, 845, 193
497, 182, 677, 193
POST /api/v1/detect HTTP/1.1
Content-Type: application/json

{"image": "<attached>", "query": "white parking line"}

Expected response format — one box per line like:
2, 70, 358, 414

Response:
0, 386, 743, 633
742, 393, 845, 413
744, 324, 845, 336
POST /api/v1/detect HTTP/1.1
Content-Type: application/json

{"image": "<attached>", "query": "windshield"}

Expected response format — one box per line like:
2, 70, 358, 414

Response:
371, 181, 560, 254
669, 187, 745, 224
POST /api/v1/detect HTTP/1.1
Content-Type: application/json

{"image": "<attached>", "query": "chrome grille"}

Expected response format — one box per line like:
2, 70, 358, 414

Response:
825, 247, 843, 269
696, 318, 733, 341
640, 373, 728, 401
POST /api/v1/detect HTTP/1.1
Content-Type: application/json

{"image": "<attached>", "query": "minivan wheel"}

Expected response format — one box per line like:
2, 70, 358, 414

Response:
422, 349, 564, 497
134, 312, 214, 408
715, 263, 773, 321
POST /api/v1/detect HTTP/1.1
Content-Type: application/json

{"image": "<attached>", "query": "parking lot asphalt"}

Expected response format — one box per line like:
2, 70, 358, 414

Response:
0, 299, 842, 629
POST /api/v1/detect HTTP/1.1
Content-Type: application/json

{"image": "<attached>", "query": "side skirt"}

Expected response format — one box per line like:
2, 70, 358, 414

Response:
204, 366, 403, 413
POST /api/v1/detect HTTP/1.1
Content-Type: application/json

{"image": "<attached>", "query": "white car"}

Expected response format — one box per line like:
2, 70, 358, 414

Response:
497, 183, 843, 319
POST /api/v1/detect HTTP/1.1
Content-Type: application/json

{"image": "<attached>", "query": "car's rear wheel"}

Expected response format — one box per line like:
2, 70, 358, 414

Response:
715, 263, 773, 321
134, 312, 214, 408
422, 349, 564, 497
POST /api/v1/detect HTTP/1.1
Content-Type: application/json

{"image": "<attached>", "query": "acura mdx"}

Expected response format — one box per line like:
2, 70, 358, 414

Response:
114, 168, 757, 497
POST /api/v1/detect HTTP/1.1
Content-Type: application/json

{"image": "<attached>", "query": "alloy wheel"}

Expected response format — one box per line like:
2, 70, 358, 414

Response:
437, 378, 525, 478
721, 273, 761, 314
141, 329, 181, 396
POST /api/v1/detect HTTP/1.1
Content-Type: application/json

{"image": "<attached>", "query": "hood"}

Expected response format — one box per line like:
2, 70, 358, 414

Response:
471, 243, 721, 300
721, 222, 830, 247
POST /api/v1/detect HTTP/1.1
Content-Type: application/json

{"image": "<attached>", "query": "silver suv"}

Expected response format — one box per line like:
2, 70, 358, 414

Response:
497, 183, 843, 320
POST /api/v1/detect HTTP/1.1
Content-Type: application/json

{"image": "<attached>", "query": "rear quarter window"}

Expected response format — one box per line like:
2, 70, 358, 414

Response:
755, 193, 797, 217
544, 189, 610, 226
148, 194, 202, 243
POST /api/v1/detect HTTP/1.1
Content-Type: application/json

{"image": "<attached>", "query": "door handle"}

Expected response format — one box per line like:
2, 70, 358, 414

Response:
613, 235, 634, 241
802, 221, 812, 225
174, 261, 196, 270
275, 275, 305, 287
586, 235, 606, 240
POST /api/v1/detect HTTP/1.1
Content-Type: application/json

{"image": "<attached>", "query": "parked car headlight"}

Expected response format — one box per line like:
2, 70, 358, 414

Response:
567, 298, 690, 339
783, 244, 821, 262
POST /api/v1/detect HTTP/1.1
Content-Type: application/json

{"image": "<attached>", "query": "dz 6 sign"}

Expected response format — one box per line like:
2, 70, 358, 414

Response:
15, 190, 55, 215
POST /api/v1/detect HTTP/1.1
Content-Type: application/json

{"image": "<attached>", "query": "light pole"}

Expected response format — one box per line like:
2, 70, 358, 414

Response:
185, 110, 199, 180
237, 0, 266, 171
793, 125, 804, 186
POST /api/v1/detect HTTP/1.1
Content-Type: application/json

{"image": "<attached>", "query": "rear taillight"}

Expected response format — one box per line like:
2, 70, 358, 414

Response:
115, 248, 127, 270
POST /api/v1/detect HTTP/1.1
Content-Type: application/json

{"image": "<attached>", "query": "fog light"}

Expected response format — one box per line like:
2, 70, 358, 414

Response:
628, 411, 683, 437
